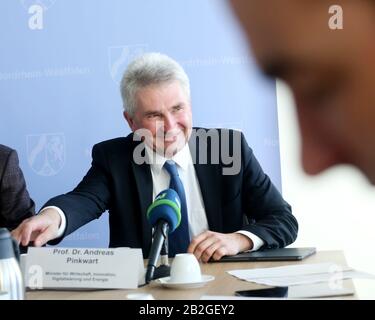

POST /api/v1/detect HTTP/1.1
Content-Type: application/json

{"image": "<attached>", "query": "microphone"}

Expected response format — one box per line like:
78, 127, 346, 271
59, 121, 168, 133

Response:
145, 189, 181, 284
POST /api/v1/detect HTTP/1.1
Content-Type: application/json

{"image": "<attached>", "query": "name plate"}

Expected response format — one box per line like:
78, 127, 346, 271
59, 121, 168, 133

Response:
23, 247, 144, 290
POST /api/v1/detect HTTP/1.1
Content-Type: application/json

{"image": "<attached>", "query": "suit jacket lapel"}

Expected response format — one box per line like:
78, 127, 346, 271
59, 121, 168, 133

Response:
189, 130, 223, 232
131, 141, 153, 252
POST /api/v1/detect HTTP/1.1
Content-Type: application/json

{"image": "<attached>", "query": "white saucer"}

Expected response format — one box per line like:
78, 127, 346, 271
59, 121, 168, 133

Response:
155, 275, 215, 289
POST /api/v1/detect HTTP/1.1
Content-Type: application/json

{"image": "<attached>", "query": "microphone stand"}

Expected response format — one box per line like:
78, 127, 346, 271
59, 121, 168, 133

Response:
145, 223, 171, 283
153, 235, 171, 280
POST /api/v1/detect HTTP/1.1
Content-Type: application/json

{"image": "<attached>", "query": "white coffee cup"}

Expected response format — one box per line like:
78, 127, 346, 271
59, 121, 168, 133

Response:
170, 253, 202, 283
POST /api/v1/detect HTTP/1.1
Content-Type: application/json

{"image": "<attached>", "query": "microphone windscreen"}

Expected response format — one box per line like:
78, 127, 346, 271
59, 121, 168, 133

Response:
146, 189, 181, 232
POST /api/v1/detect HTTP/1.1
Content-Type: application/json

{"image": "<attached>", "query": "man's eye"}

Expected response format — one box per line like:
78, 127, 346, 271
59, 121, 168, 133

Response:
147, 114, 160, 119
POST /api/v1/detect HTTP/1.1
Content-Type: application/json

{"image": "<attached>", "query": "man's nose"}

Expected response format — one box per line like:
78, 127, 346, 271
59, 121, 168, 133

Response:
163, 113, 176, 132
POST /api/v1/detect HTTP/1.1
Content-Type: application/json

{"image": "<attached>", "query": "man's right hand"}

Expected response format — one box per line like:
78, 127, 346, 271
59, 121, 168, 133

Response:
11, 208, 61, 247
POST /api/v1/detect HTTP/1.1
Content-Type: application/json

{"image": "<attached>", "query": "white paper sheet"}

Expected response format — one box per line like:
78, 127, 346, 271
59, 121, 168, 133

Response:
228, 263, 352, 279
249, 270, 375, 286
227, 263, 375, 286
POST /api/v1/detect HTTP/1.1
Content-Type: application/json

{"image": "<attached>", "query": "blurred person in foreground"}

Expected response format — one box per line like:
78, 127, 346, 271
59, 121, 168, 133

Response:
230, 0, 375, 182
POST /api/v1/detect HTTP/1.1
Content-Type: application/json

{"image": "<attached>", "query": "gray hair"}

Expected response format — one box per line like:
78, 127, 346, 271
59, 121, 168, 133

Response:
120, 52, 191, 116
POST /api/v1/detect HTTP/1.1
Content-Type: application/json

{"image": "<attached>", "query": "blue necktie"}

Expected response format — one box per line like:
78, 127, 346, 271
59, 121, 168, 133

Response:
163, 160, 190, 257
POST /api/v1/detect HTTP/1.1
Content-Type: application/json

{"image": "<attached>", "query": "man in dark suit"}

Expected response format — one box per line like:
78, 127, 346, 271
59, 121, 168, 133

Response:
0, 144, 35, 230
12, 53, 298, 261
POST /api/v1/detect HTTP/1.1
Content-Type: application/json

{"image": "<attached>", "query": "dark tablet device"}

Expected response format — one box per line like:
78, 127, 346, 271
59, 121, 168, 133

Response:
214, 247, 316, 262
235, 287, 289, 298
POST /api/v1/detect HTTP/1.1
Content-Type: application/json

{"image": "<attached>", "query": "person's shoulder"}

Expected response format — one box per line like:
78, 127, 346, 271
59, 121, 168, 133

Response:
0, 144, 17, 165
93, 133, 138, 156
92, 134, 135, 154
0, 145, 20, 174
0, 144, 14, 155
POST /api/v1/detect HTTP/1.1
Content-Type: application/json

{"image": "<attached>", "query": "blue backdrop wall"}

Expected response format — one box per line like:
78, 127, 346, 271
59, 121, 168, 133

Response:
0, 0, 281, 248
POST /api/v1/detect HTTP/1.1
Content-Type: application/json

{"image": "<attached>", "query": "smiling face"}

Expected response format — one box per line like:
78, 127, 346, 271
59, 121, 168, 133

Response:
230, 0, 375, 182
124, 80, 193, 158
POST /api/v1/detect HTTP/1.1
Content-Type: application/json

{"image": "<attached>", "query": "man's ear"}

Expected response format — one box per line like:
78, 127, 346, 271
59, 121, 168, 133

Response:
124, 111, 135, 131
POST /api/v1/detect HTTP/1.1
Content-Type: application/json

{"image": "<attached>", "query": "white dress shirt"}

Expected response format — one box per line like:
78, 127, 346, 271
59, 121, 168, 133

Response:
43, 142, 264, 251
